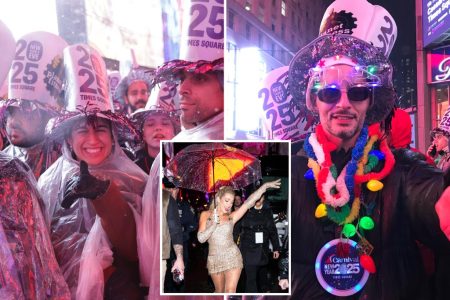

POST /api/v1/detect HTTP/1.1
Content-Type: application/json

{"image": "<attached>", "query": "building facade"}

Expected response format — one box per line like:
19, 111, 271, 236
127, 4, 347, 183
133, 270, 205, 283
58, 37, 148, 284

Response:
416, 0, 450, 152
226, 0, 331, 138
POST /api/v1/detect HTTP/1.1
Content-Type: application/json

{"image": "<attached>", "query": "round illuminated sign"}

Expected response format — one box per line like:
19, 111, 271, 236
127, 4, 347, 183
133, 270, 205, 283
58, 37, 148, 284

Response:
315, 238, 369, 296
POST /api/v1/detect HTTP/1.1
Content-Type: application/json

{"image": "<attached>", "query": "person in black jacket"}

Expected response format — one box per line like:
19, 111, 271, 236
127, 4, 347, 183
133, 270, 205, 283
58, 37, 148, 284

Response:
234, 194, 281, 293
287, 5, 450, 298
162, 180, 185, 290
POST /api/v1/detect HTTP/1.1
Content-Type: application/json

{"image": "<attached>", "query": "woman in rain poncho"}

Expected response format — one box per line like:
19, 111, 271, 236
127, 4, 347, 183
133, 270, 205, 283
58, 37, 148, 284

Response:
38, 44, 148, 299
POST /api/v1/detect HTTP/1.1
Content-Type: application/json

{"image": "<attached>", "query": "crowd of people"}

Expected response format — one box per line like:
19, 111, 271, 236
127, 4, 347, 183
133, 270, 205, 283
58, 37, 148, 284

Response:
0, 0, 227, 297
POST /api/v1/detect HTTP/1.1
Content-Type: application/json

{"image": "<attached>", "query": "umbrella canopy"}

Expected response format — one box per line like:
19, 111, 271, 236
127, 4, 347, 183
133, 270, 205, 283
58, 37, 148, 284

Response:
164, 143, 261, 193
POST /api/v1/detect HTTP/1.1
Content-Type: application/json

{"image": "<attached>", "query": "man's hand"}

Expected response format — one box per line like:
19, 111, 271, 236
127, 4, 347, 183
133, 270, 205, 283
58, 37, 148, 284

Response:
273, 250, 280, 259
61, 160, 110, 209
171, 256, 185, 276
428, 144, 437, 157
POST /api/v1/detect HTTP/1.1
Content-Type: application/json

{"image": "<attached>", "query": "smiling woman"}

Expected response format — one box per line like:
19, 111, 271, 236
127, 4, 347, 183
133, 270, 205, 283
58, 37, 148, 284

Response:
66, 117, 114, 166
37, 43, 149, 299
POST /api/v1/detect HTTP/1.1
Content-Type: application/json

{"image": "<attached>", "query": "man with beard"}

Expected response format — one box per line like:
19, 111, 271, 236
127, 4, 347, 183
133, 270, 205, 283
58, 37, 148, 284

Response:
115, 69, 153, 115
288, 0, 450, 299
1, 31, 67, 179
0, 21, 70, 299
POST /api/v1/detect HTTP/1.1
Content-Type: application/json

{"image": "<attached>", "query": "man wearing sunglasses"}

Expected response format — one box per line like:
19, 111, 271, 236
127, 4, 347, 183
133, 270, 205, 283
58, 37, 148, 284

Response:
288, 0, 450, 299
307, 66, 376, 151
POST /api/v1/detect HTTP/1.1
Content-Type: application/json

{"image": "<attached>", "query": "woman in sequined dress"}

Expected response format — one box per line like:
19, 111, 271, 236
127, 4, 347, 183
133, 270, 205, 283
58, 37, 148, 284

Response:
197, 179, 281, 293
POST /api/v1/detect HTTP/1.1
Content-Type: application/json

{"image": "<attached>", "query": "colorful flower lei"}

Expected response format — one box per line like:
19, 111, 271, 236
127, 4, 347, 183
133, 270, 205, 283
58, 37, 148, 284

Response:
304, 123, 395, 273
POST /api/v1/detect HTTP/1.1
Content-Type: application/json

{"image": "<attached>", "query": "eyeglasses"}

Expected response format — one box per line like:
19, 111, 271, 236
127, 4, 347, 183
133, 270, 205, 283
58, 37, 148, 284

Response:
314, 86, 371, 104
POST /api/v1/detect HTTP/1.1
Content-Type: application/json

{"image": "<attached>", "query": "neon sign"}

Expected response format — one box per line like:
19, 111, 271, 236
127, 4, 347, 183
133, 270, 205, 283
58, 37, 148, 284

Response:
429, 46, 450, 83
436, 57, 450, 81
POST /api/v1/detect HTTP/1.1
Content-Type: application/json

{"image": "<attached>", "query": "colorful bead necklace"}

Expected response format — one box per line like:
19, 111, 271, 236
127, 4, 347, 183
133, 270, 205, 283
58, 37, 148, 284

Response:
304, 123, 395, 273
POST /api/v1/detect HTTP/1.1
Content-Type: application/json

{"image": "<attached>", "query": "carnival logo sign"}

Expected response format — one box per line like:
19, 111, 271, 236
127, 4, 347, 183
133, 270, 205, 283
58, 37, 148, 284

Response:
315, 239, 369, 296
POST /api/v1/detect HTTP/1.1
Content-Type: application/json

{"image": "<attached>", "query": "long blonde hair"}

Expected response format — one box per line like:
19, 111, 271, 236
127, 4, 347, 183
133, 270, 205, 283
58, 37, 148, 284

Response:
209, 186, 235, 211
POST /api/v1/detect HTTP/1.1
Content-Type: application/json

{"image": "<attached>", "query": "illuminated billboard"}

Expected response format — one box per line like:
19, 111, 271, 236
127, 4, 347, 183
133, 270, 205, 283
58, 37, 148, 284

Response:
423, 0, 450, 47
85, 0, 179, 68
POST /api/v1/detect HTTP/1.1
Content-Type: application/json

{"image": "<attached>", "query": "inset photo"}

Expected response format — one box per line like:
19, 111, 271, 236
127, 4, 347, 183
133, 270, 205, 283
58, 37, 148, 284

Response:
160, 141, 290, 295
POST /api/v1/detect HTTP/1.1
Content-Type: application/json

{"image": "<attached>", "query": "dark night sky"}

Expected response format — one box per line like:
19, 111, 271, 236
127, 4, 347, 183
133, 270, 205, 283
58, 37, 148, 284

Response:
374, 0, 417, 56
372, 0, 417, 107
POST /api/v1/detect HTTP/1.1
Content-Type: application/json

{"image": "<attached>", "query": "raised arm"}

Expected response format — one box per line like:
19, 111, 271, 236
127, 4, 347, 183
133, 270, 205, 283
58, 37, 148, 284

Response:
231, 179, 281, 223
197, 210, 218, 243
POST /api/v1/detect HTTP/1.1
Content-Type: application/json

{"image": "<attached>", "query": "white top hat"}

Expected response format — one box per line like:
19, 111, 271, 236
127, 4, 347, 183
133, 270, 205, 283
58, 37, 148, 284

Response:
179, 0, 224, 62
319, 0, 397, 57
147, 81, 178, 111
46, 44, 138, 142
8, 31, 68, 110
289, 0, 397, 125
154, 0, 224, 83
0, 20, 15, 87
64, 44, 112, 112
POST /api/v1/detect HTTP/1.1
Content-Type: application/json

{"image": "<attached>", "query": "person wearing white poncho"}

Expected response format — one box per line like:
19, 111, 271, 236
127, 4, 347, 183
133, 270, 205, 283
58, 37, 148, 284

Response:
38, 114, 147, 299
38, 44, 149, 299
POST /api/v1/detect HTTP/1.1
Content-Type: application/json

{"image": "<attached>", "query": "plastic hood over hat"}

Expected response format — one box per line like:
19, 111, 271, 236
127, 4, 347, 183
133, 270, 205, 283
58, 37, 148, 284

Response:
0, 152, 70, 299
38, 131, 148, 298
172, 112, 224, 140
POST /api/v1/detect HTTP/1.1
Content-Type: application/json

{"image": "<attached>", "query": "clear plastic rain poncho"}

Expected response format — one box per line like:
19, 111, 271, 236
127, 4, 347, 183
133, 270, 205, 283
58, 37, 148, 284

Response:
141, 154, 161, 298
3, 141, 60, 180
0, 152, 70, 299
172, 112, 224, 140
37, 132, 148, 299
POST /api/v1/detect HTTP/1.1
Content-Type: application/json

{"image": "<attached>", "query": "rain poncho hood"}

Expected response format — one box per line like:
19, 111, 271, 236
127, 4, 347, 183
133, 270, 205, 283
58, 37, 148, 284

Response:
173, 112, 224, 140
3, 141, 60, 180
38, 130, 148, 299
0, 152, 70, 299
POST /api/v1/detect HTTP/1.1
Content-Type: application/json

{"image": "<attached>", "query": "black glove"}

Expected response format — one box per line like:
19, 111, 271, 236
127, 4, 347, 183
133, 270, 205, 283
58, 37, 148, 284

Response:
61, 160, 110, 209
